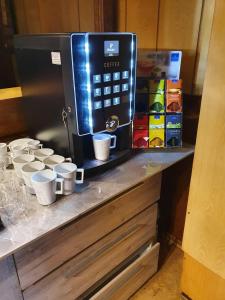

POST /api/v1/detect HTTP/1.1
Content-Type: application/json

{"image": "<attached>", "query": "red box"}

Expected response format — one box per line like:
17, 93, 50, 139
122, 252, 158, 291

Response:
133, 114, 149, 130
133, 129, 149, 148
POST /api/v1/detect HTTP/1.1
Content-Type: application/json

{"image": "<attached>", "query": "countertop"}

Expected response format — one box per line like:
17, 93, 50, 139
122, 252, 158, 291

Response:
0, 146, 194, 260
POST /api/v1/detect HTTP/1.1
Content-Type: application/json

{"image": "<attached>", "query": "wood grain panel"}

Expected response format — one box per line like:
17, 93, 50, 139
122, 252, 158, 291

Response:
0, 256, 23, 300
117, 0, 126, 31
23, 205, 157, 300
181, 253, 225, 300
38, 0, 79, 33
23, 0, 41, 33
182, 0, 225, 279
15, 174, 161, 289
12, 0, 27, 33
126, 0, 159, 49
79, 0, 95, 31
157, 0, 203, 93
91, 243, 159, 300
193, 0, 215, 95
0, 97, 26, 138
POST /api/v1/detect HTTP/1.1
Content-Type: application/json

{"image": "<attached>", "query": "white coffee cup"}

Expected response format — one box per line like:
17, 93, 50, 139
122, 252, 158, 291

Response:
12, 154, 35, 179
8, 138, 34, 150
11, 144, 29, 158
21, 161, 45, 194
43, 155, 72, 169
53, 163, 84, 195
34, 148, 54, 161
31, 169, 64, 205
27, 140, 43, 151
92, 133, 117, 161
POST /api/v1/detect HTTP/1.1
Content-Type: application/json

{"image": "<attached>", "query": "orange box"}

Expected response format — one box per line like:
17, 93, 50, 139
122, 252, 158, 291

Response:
166, 93, 182, 112
166, 79, 182, 92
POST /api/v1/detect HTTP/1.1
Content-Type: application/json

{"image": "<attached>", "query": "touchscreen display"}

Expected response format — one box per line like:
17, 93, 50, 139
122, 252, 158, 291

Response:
104, 41, 119, 57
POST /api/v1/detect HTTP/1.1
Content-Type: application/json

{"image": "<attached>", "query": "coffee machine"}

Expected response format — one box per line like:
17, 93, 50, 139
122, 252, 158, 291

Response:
14, 33, 137, 175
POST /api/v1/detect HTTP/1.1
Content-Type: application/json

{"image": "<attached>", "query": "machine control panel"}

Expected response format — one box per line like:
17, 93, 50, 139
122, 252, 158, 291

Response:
71, 33, 136, 135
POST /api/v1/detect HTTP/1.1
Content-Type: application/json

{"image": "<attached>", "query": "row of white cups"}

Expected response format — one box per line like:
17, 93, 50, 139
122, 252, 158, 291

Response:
0, 138, 84, 206
0, 133, 118, 206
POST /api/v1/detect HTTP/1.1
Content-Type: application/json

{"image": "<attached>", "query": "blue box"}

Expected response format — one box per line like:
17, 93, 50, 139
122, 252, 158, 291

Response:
166, 115, 182, 129
166, 129, 182, 147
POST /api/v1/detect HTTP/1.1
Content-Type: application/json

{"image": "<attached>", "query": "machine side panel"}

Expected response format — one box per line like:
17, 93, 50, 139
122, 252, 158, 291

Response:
15, 47, 70, 157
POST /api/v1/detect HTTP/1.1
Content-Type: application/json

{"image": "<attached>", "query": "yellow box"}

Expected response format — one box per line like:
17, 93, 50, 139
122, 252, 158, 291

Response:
149, 115, 165, 129
149, 128, 165, 148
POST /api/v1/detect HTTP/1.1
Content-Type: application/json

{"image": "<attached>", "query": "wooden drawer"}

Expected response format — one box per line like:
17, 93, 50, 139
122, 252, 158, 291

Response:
23, 204, 158, 300
90, 243, 160, 300
15, 173, 161, 289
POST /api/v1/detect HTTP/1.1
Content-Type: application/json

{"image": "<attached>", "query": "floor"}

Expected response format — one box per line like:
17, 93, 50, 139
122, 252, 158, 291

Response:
131, 247, 183, 300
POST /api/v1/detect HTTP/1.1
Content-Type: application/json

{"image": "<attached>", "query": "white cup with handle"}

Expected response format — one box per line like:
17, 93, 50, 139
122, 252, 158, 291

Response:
21, 161, 45, 194
31, 169, 64, 205
43, 155, 72, 169
53, 162, 84, 195
27, 140, 43, 153
11, 144, 29, 158
34, 148, 54, 161
92, 133, 117, 161
12, 154, 35, 179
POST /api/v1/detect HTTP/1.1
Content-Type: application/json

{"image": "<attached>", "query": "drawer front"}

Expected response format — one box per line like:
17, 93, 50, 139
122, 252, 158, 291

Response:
90, 243, 160, 300
23, 204, 158, 300
15, 173, 161, 289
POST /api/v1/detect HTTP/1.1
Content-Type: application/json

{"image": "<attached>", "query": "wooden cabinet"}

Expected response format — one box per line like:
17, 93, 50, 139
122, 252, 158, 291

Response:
0, 173, 162, 299
0, 256, 23, 300
23, 205, 158, 300
15, 173, 161, 289
90, 243, 160, 300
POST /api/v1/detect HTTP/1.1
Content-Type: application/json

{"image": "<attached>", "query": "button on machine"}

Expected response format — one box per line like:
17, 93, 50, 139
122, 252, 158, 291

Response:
103, 73, 111, 82
94, 88, 101, 97
93, 74, 101, 83
113, 85, 120, 93
94, 101, 102, 110
122, 71, 129, 79
104, 86, 111, 95
122, 83, 129, 91
104, 99, 111, 107
113, 72, 120, 81
113, 97, 120, 105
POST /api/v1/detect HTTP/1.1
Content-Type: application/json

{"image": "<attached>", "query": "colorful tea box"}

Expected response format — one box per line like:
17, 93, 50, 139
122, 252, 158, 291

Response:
149, 115, 165, 129
166, 114, 182, 129
149, 93, 165, 113
166, 79, 182, 92
166, 129, 182, 147
137, 50, 182, 79
133, 129, 149, 148
133, 114, 148, 129
149, 128, 165, 148
166, 93, 182, 112
149, 79, 165, 93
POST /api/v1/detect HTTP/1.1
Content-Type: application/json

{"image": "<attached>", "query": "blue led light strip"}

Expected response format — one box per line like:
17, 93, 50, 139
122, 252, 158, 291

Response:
85, 34, 93, 133
129, 36, 134, 119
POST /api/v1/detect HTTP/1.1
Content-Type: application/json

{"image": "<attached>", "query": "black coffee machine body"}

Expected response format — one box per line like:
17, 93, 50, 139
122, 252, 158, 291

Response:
14, 33, 137, 175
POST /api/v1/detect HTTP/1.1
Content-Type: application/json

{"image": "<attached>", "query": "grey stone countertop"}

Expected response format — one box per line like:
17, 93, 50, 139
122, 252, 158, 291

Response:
0, 145, 194, 260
